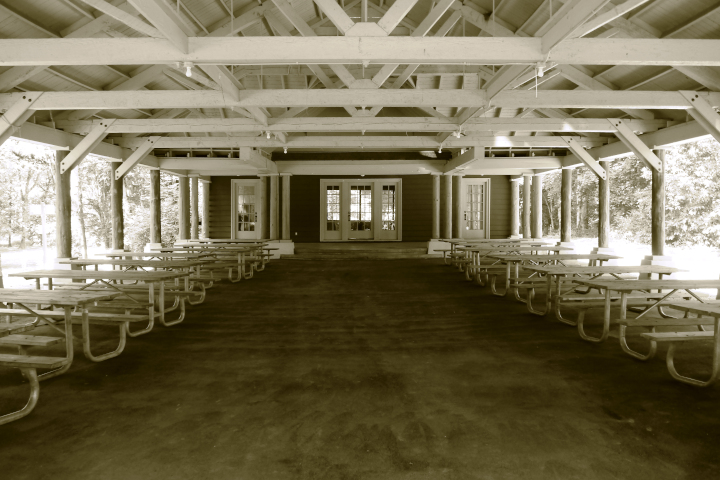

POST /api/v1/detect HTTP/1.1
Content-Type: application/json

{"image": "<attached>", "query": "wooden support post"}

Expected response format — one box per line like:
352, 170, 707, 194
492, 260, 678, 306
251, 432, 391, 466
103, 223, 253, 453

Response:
598, 162, 610, 248
441, 174, 452, 239
431, 174, 440, 239
260, 176, 269, 239
178, 177, 190, 241
150, 169, 161, 245
652, 149, 666, 256
281, 174, 291, 240
111, 167, 124, 251
269, 174, 279, 240
522, 176, 531, 238
561, 168, 572, 243
531, 175, 542, 239
202, 181, 210, 239
452, 175, 463, 239
190, 177, 199, 240
55, 151, 72, 259
510, 179, 520, 238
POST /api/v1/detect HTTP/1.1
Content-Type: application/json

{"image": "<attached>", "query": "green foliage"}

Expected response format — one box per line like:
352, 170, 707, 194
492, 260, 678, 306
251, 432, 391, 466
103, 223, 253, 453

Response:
540, 138, 720, 247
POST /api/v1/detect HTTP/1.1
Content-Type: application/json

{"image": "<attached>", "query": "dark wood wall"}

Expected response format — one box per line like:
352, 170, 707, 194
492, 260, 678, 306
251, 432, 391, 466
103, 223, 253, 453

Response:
209, 174, 511, 242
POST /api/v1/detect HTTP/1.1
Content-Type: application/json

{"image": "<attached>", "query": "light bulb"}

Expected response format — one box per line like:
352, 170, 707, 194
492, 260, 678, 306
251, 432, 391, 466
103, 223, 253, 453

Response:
438, 146, 442, 153
283, 147, 288, 154
266, 131, 271, 139
536, 62, 546, 78
186, 66, 192, 77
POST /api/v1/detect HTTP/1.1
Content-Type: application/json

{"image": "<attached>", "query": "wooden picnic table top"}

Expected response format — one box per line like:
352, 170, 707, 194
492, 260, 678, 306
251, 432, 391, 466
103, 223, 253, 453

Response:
487, 253, 622, 261
457, 246, 570, 252
0, 288, 120, 307
185, 239, 268, 243
572, 279, 720, 291
447, 239, 550, 245
523, 265, 681, 275
9, 269, 188, 281
60, 259, 209, 268
154, 246, 258, 252
665, 302, 720, 316
98, 252, 215, 258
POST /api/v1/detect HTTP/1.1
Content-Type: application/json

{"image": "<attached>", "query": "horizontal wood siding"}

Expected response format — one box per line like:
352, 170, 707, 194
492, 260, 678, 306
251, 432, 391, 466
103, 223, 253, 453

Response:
208, 176, 260, 239
209, 175, 509, 242
464, 175, 511, 239
290, 175, 432, 243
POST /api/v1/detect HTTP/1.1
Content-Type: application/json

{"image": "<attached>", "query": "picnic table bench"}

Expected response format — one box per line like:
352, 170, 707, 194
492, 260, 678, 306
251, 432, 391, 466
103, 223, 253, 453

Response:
519, 265, 681, 319
486, 254, 622, 299
569, 279, 720, 350
644, 302, 720, 387
10, 270, 190, 334
0, 289, 119, 425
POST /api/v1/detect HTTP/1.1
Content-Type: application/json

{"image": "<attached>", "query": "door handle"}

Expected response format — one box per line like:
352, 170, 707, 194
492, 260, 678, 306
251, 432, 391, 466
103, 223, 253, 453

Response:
254, 212, 258, 221
348, 213, 351, 221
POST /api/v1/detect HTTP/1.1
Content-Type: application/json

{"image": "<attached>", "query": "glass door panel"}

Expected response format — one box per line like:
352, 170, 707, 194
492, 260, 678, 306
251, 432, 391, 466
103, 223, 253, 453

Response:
464, 179, 488, 239
348, 184, 373, 239
375, 183, 399, 240
324, 184, 342, 240
232, 179, 262, 239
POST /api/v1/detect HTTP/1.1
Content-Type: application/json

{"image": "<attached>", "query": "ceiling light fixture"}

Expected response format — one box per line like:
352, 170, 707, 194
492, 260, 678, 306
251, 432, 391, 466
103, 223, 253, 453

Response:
283, 147, 288, 154
184, 62, 194, 77
266, 131, 271, 139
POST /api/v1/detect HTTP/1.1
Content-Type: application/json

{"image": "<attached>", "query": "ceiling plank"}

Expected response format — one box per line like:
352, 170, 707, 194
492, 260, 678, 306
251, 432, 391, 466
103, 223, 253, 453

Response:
377, 0, 420, 35
540, 0, 612, 53
78, 0, 163, 37
312, 0, 355, 34
126, 0, 192, 52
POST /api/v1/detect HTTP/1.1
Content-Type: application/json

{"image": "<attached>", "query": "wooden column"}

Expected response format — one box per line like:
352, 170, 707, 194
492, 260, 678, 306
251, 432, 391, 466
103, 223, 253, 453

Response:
522, 176, 531, 238
598, 162, 610, 248
202, 181, 210, 239
441, 174, 452, 239
561, 168, 572, 243
652, 149, 666, 256
111, 167, 124, 251
269, 174, 279, 240
190, 176, 199, 240
452, 175, 463, 239
531, 175, 542, 239
431, 174, 440, 239
510, 179, 520, 237
149, 169, 161, 244
281, 174, 291, 240
260, 176, 269, 239
55, 151, 72, 258
178, 177, 190, 240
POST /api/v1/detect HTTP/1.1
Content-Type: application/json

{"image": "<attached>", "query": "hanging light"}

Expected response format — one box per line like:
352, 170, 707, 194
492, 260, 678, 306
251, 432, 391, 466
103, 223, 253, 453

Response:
283, 147, 288, 154
438, 145, 443, 153
535, 62, 547, 78
184, 62, 194, 77
266, 131, 271, 139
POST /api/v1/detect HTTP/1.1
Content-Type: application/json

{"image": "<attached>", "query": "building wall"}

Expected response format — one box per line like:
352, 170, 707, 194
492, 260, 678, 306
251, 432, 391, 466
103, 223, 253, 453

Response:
209, 174, 511, 241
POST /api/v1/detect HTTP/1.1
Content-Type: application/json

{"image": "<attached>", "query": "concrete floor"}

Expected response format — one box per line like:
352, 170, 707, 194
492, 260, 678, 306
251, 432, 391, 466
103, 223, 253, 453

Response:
1, 259, 720, 479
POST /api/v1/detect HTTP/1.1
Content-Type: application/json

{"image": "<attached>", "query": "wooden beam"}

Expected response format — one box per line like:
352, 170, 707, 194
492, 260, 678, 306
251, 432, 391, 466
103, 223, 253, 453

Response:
119, 135, 602, 149
77, 0, 163, 37
377, 0, 420, 35
561, 136, 607, 180
115, 135, 161, 179
571, 0, 652, 38
126, 0, 192, 52
312, 0, 355, 34
680, 90, 720, 144
444, 146, 484, 173
540, 0, 611, 53
5, 90, 719, 111
372, 0, 459, 87
59, 119, 116, 173
5, 37, 720, 66
51, 117, 667, 134
609, 118, 662, 170
0, 93, 42, 146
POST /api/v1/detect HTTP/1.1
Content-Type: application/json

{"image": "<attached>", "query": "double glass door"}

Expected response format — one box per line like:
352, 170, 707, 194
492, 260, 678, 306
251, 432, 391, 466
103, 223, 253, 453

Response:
321, 179, 400, 241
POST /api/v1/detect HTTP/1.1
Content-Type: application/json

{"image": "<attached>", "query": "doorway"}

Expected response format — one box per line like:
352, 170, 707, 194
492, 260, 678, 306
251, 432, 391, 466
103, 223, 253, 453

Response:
231, 179, 263, 239
320, 179, 401, 241
462, 178, 490, 239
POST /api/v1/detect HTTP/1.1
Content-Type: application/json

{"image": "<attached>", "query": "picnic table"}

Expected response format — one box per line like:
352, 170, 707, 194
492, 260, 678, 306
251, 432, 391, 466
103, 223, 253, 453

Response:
650, 302, 720, 387
9, 269, 190, 332
456, 245, 572, 280
61, 258, 207, 272
0, 289, 120, 425
99, 251, 216, 260
520, 265, 681, 318
486, 253, 622, 299
569, 279, 720, 348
